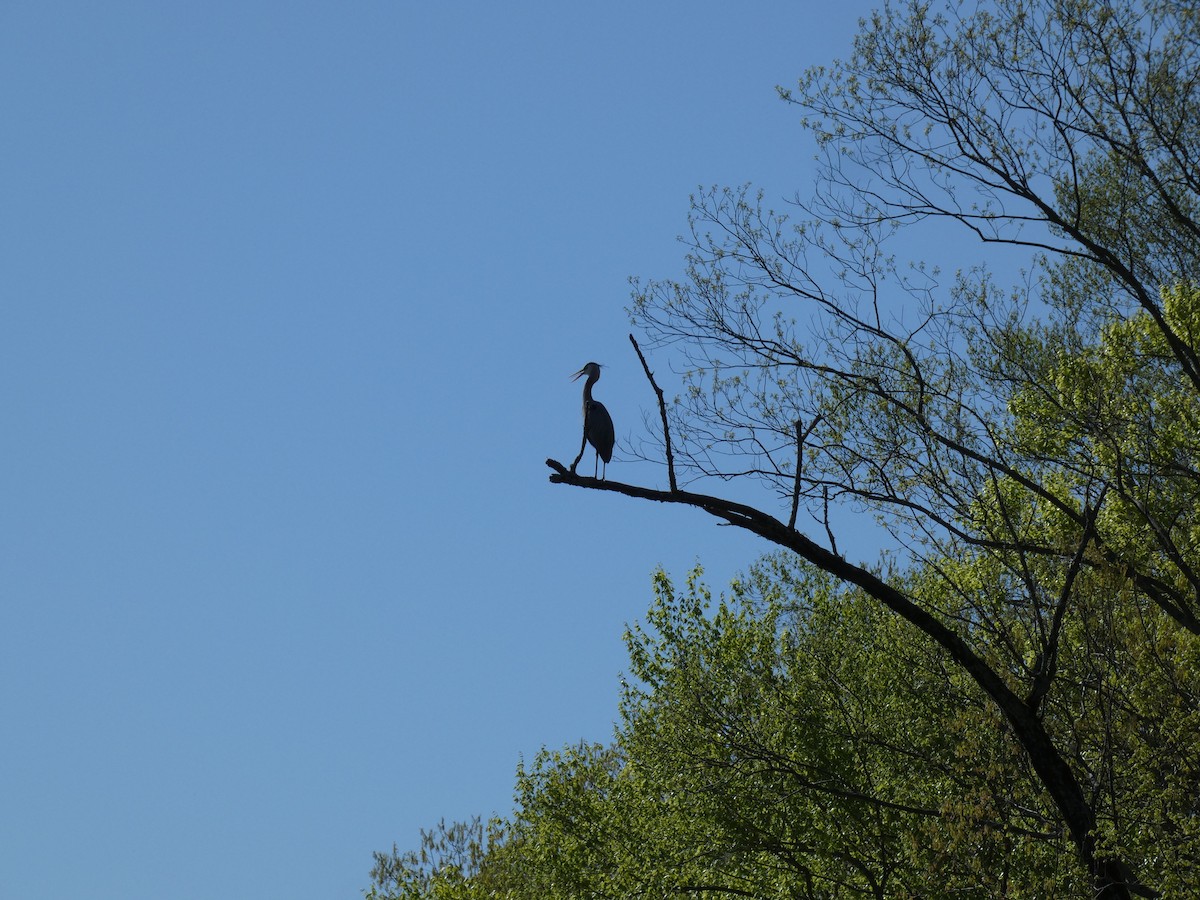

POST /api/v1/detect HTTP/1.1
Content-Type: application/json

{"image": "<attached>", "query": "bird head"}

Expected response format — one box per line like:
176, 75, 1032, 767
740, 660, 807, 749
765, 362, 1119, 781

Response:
571, 362, 602, 381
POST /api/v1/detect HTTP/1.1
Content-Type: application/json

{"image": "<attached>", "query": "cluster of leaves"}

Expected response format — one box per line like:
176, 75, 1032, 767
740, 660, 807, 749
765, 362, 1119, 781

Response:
369, 553, 1198, 898
367, 817, 508, 900
1006, 283, 1200, 631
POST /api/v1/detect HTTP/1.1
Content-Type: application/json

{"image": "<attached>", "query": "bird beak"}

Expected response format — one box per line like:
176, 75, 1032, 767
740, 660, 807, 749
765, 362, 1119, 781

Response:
570, 363, 602, 380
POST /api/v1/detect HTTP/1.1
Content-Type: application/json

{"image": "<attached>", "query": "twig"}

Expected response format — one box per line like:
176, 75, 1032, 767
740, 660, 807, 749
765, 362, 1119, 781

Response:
1028, 485, 1107, 715
822, 485, 839, 557
787, 415, 823, 531
789, 419, 804, 530
629, 333, 677, 492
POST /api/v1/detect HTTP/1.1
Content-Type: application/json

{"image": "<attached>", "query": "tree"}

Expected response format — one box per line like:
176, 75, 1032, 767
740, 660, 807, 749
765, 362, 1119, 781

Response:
614, 561, 1082, 897
368, 556, 1197, 897
545, 1, 1200, 896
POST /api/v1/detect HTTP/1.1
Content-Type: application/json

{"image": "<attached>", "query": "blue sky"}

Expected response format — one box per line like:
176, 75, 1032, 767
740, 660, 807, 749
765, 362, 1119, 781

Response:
2, 3, 889, 897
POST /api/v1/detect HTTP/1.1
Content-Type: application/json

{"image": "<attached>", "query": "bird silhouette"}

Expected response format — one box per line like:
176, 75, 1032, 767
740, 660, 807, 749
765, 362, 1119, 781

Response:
572, 362, 614, 479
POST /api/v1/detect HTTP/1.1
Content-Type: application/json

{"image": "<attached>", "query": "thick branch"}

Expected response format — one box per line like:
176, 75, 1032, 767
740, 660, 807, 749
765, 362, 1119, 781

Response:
546, 459, 1147, 899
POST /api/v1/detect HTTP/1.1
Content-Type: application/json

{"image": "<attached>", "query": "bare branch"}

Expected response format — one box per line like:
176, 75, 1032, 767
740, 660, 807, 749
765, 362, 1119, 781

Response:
1028, 486, 1108, 716
629, 333, 677, 493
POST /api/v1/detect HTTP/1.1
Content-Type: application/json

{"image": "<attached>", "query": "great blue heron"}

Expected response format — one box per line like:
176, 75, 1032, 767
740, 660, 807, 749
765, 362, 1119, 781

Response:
572, 361, 614, 479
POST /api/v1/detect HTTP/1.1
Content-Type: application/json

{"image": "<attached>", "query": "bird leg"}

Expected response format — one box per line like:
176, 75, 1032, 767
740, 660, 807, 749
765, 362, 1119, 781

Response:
570, 411, 590, 475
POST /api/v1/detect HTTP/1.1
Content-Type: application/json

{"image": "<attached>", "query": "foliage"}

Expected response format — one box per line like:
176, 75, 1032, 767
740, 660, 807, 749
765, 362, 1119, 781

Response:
369, 557, 1199, 898
367, 817, 510, 900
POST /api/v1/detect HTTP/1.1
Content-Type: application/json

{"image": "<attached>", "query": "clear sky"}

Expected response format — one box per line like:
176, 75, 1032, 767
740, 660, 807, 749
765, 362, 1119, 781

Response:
2, 3, 888, 897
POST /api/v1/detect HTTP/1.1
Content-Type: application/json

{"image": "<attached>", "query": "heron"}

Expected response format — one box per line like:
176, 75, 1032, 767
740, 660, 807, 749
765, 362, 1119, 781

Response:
572, 361, 614, 479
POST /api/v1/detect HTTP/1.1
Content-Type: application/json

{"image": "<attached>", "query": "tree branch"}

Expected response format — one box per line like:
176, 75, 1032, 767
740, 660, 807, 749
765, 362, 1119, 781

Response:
629, 333, 677, 492
545, 458, 1133, 896
1028, 486, 1107, 715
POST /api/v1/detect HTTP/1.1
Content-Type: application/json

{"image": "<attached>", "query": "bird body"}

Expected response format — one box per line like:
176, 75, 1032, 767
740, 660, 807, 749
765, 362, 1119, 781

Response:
572, 362, 614, 478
